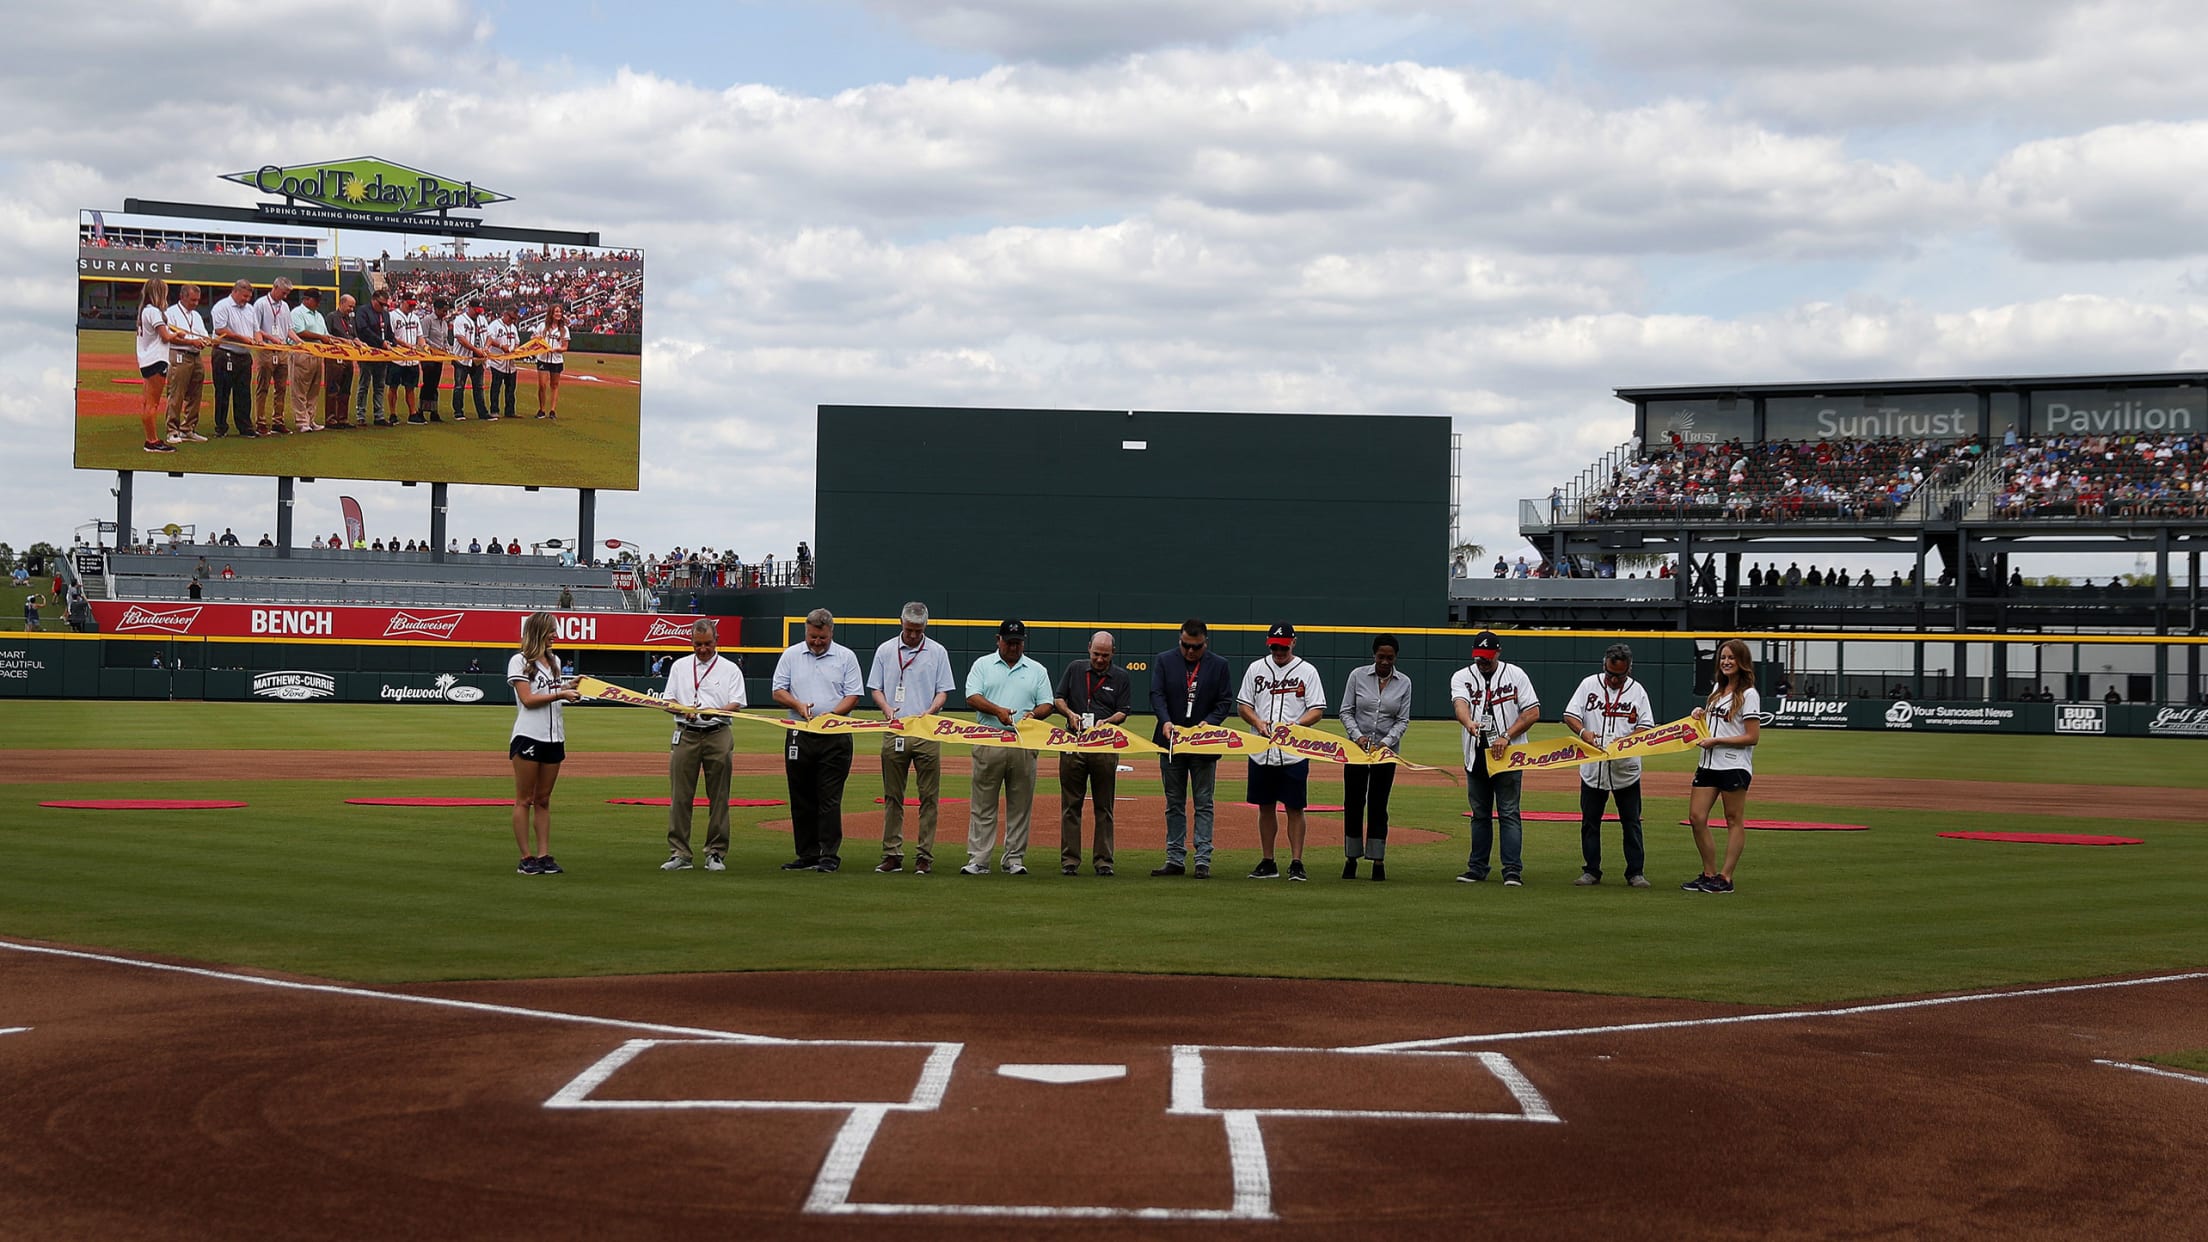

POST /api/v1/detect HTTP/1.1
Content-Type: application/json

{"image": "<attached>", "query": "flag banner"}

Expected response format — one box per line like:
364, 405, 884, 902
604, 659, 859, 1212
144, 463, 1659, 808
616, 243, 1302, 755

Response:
339, 496, 365, 548
1166, 721, 1274, 757
1495, 715, 1708, 772
1018, 719, 1169, 757
897, 713, 1033, 749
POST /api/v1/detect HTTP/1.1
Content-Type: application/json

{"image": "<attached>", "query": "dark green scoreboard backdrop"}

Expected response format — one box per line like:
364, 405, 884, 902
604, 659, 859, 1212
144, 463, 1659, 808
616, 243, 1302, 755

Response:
816, 405, 1452, 627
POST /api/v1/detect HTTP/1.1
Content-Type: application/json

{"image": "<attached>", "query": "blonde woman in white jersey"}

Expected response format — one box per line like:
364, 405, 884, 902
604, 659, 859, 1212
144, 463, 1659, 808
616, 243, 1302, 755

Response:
508, 610, 583, 875
1683, 638, 1760, 894
133, 278, 176, 454
534, 302, 570, 420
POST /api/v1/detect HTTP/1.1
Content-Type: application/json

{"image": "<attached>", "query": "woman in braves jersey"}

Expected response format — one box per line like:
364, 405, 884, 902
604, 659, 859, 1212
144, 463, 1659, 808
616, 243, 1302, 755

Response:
534, 302, 570, 420
1684, 638, 1761, 894
508, 610, 583, 875
133, 278, 176, 454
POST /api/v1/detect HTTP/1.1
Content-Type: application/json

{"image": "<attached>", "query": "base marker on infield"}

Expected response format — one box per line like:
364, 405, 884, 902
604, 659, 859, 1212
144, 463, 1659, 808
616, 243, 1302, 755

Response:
996, 1063, 1127, 1084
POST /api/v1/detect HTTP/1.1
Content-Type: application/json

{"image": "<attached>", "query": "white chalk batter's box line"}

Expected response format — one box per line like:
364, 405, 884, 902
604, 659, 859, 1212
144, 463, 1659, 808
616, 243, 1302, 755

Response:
545, 1037, 963, 1112
1169, 1044, 1561, 1124
538, 1037, 1560, 1223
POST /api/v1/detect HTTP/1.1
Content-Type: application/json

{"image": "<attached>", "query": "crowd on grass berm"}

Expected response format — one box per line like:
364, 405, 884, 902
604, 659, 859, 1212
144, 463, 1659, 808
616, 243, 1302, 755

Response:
501, 608, 1762, 895
125, 274, 579, 458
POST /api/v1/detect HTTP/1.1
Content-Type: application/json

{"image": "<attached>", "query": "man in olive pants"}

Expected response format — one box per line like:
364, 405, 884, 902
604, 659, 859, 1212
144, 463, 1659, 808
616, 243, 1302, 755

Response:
660, 620, 747, 872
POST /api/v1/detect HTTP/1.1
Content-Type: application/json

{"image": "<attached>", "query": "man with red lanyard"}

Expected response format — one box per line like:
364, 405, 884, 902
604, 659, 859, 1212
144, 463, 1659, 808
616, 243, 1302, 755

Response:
1147, 618, 1234, 879
1562, 642, 1656, 888
866, 601, 957, 874
659, 619, 747, 872
1053, 630, 1134, 876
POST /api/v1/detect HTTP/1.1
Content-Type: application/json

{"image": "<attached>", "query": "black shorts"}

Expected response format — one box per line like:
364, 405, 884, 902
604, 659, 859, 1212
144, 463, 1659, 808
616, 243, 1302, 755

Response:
510, 737, 566, 764
535, 361, 564, 374
1247, 759, 1310, 809
1692, 767, 1752, 792
140, 361, 169, 379
389, 364, 420, 384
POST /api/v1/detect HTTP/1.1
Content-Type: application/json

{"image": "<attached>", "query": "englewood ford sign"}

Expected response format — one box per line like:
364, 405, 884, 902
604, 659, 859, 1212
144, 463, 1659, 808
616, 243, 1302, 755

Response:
222, 157, 511, 216
88, 601, 737, 648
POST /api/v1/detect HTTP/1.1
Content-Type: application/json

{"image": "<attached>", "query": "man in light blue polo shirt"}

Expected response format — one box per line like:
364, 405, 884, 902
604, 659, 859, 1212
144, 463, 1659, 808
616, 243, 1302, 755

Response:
771, 608, 864, 873
960, 619, 1057, 876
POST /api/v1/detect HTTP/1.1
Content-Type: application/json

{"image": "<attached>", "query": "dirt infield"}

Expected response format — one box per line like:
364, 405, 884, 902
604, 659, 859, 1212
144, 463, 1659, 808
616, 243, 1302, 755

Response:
1, 940, 2202, 1239
3, 748, 2198, 822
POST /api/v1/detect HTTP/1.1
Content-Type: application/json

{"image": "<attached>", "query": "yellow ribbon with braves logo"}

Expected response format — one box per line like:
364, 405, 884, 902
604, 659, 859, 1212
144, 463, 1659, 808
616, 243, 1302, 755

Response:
1495, 715, 1707, 773
1165, 721, 1275, 756
1271, 723, 1455, 774
1020, 718, 1169, 757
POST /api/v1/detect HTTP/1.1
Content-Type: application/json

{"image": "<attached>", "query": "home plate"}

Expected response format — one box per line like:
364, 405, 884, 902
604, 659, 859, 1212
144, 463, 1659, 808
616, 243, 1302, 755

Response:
996, 1063, 1127, 1085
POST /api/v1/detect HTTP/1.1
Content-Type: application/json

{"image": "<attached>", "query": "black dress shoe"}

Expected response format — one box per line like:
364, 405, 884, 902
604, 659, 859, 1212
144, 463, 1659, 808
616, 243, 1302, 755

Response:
780, 859, 818, 871
1149, 862, 1185, 877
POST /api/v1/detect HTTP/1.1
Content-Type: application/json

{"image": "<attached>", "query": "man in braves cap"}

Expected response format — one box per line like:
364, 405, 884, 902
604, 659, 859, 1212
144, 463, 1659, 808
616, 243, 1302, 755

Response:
1237, 621, 1326, 881
1451, 630, 1540, 886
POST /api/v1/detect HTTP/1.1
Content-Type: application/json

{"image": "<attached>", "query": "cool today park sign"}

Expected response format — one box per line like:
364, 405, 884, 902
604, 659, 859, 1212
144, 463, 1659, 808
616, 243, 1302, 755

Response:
222, 158, 511, 215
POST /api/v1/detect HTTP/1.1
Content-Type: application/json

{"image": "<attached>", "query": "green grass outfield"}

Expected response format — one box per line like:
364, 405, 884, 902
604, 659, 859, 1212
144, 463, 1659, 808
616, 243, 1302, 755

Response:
2, 700, 2200, 1002
72, 329, 640, 490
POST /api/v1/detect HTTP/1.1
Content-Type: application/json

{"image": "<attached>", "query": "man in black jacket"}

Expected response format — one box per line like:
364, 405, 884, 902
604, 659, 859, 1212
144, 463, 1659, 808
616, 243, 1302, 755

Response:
352, 291, 392, 426
1147, 618, 1233, 878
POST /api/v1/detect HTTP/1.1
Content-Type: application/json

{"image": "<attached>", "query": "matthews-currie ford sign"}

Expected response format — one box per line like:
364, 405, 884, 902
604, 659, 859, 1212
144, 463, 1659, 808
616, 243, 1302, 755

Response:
222, 157, 512, 220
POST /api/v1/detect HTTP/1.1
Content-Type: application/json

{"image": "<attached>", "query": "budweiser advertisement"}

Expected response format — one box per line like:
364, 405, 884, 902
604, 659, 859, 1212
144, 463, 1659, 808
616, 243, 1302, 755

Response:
90, 602, 737, 648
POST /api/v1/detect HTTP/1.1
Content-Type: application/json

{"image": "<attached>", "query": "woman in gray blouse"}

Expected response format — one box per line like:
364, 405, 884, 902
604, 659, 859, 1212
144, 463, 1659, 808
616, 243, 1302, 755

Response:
1338, 633, 1413, 880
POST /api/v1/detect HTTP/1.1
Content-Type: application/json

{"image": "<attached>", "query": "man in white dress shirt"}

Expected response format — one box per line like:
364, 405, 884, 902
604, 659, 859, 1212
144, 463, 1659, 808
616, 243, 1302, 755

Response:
771, 608, 864, 872
866, 601, 957, 874
661, 619, 748, 872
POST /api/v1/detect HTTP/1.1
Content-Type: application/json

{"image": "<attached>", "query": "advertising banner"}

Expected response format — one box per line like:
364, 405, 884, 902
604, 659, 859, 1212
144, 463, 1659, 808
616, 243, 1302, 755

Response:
87, 601, 736, 648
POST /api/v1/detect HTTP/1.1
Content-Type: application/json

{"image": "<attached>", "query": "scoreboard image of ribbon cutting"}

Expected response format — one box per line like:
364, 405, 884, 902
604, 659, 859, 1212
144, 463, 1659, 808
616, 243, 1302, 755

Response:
572, 677, 1707, 773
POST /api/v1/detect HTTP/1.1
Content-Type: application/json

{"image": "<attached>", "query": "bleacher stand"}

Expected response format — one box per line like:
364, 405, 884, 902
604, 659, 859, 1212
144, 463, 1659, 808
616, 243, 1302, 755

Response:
1584, 437, 1981, 524
1989, 434, 2207, 519
100, 546, 633, 612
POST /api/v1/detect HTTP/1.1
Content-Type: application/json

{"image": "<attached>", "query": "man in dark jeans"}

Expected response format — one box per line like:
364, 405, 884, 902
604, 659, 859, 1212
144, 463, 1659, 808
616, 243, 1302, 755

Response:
1147, 618, 1234, 879
352, 290, 391, 426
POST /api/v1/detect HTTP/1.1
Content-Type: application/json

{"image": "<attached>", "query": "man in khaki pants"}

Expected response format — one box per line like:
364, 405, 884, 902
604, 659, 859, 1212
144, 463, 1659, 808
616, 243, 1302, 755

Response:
865, 601, 956, 874
659, 620, 747, 872
959, 620, 1057, 876
287, 289, 335, 432
250, 278, 294, 434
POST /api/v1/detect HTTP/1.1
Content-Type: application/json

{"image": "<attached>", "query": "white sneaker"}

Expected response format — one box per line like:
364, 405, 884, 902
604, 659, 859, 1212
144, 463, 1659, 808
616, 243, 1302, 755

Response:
165, 432, 184, 444
660, 854, 691, 871
301, 424, 322, 432
704, 853, 725, 872
959, 862, 990, 876
184, 432, 209, 442
1003, 863, 1029, 876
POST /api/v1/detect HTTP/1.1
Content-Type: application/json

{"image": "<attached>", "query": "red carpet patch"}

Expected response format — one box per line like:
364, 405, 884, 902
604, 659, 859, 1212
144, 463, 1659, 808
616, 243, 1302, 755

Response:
39, 799, 247, 810
1939, 831, 2143, 846
346, 797, 515, 807
608, 797, 787, 807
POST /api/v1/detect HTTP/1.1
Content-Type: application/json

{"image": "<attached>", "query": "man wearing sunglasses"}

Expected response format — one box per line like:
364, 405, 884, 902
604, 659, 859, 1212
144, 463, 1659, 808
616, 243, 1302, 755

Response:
1148, 618, 1234, 878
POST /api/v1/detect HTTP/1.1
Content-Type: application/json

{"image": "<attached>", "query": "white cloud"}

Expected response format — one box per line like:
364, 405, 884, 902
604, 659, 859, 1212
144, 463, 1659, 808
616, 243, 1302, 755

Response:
1986, 121, 2208, 261
862, 0, 1360, 62
1487, 0, 2208, 129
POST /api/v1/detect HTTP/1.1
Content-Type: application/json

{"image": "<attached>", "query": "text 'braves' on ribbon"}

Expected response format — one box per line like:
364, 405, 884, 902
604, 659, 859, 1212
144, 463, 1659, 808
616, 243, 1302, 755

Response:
1496, 714, 1707, 772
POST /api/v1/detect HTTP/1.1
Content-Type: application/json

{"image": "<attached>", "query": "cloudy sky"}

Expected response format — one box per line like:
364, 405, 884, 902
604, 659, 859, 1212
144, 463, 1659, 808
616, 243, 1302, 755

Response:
9, 0, 2208, 572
